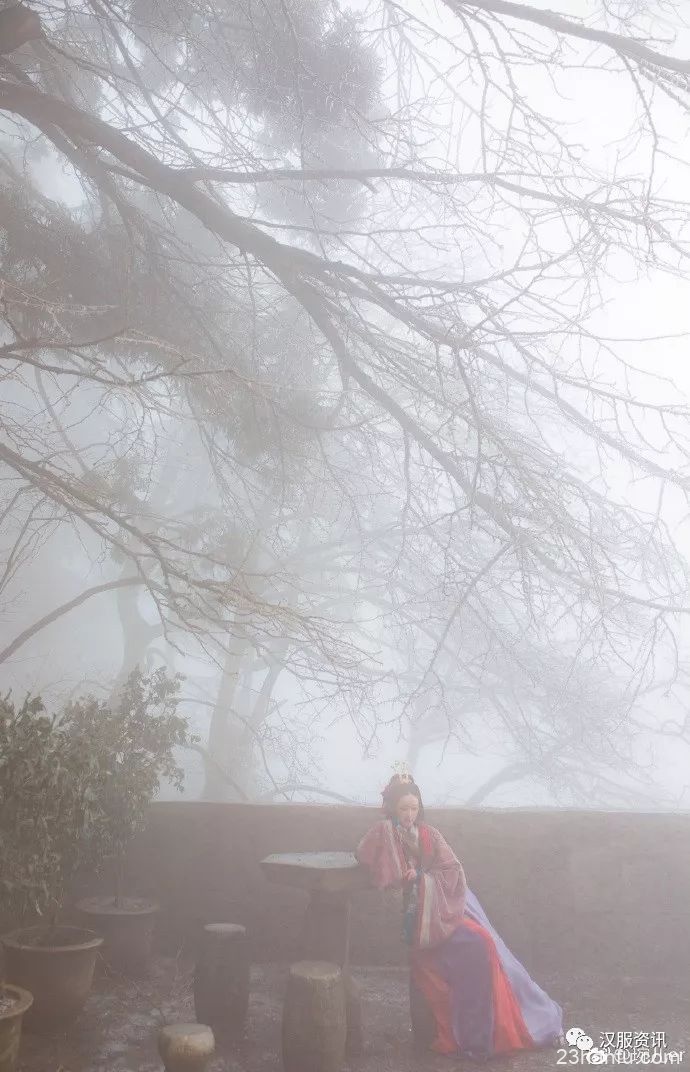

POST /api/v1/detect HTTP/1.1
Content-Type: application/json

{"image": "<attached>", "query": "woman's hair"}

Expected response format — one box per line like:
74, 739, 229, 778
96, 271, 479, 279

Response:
381, 773, 425, 820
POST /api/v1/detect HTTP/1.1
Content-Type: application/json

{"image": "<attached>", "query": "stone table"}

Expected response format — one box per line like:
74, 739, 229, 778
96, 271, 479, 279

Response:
260, 851, 371, 1053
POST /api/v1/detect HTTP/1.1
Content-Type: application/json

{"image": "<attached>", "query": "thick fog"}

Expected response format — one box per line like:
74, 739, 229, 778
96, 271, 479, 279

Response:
2, 0, 690, 810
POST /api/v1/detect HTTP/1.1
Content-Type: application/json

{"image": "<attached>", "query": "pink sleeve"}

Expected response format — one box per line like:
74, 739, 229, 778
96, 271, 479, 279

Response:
428, 827, 467, 901
356, 819, 405, 890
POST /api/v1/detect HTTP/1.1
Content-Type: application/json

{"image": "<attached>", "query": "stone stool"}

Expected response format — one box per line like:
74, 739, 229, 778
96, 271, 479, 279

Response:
157, 1023, 215, 1072
193, 923, 250, 1041
282, 961, 346, 1072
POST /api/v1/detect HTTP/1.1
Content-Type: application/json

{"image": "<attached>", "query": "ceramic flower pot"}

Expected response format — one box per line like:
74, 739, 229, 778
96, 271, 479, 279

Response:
76, 896, 158, 977
2, 926, 103, 1034
0, 984, 33, 1072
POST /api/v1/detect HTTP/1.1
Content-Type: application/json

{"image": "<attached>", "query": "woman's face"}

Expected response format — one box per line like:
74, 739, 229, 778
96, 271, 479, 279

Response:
396, 792, 419, 829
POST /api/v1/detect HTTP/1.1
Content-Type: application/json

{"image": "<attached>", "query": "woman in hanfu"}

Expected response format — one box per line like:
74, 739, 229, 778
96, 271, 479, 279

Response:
356, 769, 563, 1061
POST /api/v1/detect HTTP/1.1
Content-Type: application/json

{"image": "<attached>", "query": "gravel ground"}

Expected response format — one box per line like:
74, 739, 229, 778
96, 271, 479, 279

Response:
16, 958, 689, 1072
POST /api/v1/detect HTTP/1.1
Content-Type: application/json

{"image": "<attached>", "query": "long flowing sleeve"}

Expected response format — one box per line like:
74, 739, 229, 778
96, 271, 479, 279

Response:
356, 819, 406, 890
415, 826, 466, 948
356, 820, 466, 949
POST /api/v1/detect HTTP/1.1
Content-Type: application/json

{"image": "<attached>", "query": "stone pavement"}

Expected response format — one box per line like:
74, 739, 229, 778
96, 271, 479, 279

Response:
16, 958, 689, 1072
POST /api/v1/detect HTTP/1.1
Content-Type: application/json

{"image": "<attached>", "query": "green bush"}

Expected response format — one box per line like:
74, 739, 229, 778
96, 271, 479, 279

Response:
66, 666, 191, 901
0, 694, 101, 923
0, 668, 191, 923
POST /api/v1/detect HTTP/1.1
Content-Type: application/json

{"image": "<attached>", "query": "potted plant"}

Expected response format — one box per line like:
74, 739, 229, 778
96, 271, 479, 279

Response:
73, 667, 191, 977
0, 984, 33, 1072
0, 694, 105, 1035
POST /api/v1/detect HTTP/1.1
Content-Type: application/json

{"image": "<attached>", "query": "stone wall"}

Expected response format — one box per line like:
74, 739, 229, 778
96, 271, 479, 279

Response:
106, 803, 690, 979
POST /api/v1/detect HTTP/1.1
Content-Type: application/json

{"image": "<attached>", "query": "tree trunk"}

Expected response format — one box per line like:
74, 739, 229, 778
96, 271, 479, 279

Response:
112, 570, 162, 692
201, 636, 251, 801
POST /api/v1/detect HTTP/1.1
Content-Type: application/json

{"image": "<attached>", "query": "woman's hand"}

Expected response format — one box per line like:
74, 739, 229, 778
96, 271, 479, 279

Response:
403, 866, 417, 884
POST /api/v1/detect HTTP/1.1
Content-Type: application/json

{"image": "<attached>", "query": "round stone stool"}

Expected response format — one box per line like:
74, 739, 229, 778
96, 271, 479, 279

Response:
157, 1023, 215, 1072
282, 961, 346, 1072
193, 923, 249, 1041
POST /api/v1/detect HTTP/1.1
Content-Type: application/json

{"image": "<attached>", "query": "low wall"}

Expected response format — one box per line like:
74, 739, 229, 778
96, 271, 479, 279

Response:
103, 803, 690, 980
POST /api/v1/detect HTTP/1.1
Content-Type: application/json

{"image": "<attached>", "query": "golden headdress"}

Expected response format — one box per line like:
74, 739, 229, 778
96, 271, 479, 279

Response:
381, 760, 415, 799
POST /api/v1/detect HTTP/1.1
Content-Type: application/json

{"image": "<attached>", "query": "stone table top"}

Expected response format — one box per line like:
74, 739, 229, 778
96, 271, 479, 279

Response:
260, 851, 371, 894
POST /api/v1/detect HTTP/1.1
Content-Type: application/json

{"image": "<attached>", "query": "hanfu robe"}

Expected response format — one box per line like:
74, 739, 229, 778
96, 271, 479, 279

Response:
356, 819, 563, 1059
